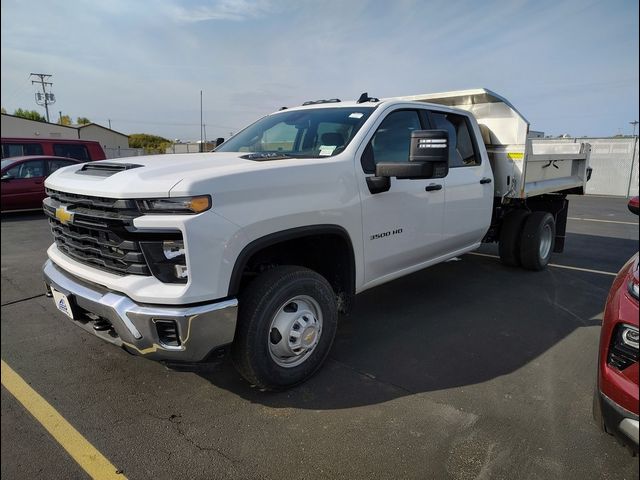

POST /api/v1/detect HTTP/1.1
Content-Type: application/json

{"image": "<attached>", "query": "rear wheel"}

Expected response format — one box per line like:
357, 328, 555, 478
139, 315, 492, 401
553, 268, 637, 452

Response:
499, 209, 530, 267
232, 265, 337, 390
520, 212, 555, 271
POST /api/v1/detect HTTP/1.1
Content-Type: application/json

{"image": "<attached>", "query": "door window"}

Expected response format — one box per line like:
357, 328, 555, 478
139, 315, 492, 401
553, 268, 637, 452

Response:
48, 159, 76, 174
1, 143, 44, 158
429, 112, 479, 167
53, 144, 90, 161
361, 110, 422, 173
5, 160, 45, 179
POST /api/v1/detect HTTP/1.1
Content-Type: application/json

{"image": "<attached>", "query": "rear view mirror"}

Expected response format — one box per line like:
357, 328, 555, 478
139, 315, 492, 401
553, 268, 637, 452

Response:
628, 196, 639, 216
1, 174, 13, 181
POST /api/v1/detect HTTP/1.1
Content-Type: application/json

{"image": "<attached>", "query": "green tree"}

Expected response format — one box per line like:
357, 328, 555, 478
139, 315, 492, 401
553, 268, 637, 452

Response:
76, 116, 91, 125
13, 108, 46, 122
58, 115, 72, 126
128, 133, 172, 154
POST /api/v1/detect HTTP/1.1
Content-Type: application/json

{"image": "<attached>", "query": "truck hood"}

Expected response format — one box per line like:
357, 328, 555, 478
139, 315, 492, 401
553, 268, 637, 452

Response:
45, 152, 277, 198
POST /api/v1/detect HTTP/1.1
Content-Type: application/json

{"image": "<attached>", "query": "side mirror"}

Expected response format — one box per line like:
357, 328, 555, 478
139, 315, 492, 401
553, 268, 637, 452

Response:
215, 137, 225, 147
1, 174, 13, 181
374, 129, 449, 180
628, 196, 639, 216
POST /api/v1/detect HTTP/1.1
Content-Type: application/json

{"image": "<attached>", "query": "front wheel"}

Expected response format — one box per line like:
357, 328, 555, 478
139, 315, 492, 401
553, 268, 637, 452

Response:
232, 266, 337, 390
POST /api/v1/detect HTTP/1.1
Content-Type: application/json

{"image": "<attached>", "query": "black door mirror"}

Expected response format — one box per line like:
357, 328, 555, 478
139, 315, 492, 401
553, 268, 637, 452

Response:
374, 129, 449, 180
1, 173, 13, 181
215, 137, 225, 147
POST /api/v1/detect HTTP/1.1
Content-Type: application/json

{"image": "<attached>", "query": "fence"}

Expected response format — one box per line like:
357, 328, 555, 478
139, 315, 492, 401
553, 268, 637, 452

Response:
104, 147, 145, 159
537, 137, 638, 197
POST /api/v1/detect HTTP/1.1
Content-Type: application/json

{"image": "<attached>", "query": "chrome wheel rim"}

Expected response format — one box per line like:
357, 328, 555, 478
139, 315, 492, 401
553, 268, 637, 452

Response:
268, 295, 323, 368
539, 224, 552, 259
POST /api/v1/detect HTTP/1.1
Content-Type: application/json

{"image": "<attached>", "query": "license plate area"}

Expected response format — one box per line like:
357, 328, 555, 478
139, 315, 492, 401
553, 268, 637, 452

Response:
51, 288, 75, 320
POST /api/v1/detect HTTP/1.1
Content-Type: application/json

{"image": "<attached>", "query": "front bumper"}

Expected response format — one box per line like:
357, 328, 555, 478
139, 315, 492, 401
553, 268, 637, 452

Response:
43, 259, 238, 362
596, 390, 639, 451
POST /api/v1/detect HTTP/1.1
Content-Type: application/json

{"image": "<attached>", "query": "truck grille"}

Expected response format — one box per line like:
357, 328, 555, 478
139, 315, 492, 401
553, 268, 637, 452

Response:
44, 189, 151, 276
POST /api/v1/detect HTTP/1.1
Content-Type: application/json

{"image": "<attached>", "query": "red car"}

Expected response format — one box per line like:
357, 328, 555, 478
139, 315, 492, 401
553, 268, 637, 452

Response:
593, 196, 639, 453
1, 156, 82, 212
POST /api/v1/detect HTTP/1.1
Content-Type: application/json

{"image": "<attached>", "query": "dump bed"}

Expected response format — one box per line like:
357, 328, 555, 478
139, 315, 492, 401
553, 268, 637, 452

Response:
394, 89, 591, 200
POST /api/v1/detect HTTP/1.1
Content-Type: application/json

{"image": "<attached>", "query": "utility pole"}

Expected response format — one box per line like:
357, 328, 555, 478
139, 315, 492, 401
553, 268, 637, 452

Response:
30, 73, 55, 122
200, 90, 204, 153
628, 120, 639, 197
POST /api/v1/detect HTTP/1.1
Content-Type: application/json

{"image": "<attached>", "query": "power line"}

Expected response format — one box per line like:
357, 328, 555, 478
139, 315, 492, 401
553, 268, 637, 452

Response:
30, 73, 55, 122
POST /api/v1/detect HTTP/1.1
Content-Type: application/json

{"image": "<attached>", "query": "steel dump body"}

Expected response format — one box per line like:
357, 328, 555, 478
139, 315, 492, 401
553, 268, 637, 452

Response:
393, 88, 591, 200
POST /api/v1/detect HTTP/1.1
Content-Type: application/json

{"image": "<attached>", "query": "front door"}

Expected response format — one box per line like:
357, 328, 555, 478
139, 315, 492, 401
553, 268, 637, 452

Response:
1, 159, 46, 210
358, 108, 446, 286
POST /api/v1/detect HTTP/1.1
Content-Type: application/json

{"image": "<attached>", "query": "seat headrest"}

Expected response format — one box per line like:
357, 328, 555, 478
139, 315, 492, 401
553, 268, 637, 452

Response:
321, 132, 345, 147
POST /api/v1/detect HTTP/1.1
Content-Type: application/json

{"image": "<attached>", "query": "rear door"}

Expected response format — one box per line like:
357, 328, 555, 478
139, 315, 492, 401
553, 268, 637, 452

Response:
428, 110, 493, 250
1, 159, 46, 210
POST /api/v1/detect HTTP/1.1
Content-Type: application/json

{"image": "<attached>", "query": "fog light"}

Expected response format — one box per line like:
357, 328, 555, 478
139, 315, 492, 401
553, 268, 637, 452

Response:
174, 264, 189, 279
163, 240, 185, 260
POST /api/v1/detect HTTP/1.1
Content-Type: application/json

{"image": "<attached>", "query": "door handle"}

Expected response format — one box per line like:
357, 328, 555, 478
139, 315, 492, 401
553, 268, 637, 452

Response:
480, 178, 492, 184
425, 184, 442, 192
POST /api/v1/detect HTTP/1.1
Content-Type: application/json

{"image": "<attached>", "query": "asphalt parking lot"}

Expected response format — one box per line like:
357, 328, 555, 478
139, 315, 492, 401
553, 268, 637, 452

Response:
1, 195, 639, 480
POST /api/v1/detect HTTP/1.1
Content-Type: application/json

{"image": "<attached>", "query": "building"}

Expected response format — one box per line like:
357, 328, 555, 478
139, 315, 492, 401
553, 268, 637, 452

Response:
0, 113, 141, 158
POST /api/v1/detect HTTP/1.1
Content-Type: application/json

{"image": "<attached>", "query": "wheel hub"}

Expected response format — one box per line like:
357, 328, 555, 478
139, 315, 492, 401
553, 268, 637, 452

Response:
268, 296, 323, 368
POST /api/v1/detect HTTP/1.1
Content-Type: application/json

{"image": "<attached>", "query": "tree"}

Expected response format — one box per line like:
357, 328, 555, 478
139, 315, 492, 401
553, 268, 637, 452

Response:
1, 107, 6, 114
76, 116, 91, 125
58, 115, 72, 126
128, 133, 172, 154
13, 108, 46, 122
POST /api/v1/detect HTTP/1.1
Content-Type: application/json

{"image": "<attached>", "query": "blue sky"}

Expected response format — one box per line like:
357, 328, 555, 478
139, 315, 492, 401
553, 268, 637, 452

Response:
1, 0, 638, 141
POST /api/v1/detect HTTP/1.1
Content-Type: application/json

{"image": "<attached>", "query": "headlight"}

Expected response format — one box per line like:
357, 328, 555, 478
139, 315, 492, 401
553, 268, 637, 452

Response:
628, 278, 639, 300
140, 240, 189, 284
136, 195, 211, 214
620, 325, 639, 350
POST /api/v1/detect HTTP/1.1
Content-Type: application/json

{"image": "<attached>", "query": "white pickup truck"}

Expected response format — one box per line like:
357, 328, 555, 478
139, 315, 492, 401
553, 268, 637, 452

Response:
43, 88, 591, 389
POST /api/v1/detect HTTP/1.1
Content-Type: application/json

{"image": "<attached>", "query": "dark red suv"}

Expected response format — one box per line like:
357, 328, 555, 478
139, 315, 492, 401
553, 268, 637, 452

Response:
593, 196, 639, 453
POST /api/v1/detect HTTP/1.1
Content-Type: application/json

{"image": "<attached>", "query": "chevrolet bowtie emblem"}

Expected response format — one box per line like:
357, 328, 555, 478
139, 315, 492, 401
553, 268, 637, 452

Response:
55, 207, 74, 225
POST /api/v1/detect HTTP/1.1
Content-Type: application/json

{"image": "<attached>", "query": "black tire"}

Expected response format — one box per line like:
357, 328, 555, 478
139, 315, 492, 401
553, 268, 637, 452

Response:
231, 265, 337, 390
499, 209, 530, 267
520, 212, 555, 271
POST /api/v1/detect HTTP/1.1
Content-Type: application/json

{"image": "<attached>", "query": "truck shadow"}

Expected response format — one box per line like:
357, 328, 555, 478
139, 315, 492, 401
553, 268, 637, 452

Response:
196, 232, 637, 410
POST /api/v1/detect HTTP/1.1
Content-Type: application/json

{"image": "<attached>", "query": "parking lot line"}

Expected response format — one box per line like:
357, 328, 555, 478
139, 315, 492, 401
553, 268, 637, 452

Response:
568, 217, 638, 225
468, 252, 618, 276
1, 360, 126, 480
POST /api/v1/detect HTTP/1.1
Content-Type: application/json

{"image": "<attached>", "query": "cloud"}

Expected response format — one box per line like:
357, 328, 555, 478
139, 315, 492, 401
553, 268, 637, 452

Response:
169, 0, 274, 22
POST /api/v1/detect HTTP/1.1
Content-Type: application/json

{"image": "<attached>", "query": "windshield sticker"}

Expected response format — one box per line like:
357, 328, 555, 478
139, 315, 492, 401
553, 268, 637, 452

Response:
349, 112, 364, 119
319, 145, 336, 156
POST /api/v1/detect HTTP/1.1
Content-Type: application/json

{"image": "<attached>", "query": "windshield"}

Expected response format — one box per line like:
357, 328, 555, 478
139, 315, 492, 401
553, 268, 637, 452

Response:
216, 107, 375, 158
